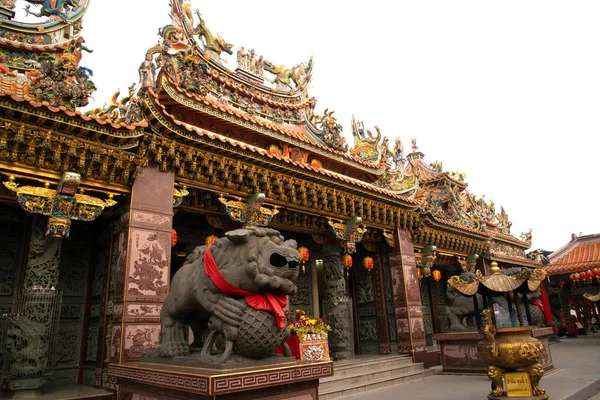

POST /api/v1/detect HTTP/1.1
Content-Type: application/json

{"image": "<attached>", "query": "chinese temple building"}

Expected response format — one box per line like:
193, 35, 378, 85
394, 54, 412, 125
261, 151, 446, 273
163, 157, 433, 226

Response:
0, 0, 551, 396
544, 234, 600, 335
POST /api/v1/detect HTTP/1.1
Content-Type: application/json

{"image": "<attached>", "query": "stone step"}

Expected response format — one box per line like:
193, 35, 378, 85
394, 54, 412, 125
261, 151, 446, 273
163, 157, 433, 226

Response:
319, 368, 434, 400
321, 361, 424, 389
329, 355, 413, 377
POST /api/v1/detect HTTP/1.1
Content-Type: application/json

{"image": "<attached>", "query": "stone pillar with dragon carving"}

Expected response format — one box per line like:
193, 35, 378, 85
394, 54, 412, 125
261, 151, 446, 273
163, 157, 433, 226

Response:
6, 216, 63, 391
107, 166, 174, 376
322, 244, 354, 360
389, 228, 427, 356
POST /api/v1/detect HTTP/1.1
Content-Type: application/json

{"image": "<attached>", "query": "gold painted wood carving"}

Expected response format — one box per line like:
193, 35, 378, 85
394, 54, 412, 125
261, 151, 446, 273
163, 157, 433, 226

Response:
218, 192, 279, 227
3, 172, 116, 238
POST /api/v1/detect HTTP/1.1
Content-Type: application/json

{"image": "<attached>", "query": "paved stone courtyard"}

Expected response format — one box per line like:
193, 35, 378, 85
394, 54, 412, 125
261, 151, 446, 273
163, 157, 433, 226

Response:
341, 333, 600, 400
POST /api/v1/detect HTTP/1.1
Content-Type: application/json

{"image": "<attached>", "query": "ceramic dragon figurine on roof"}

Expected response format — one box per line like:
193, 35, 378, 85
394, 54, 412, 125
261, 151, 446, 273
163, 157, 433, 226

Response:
23, 0, 79, 21
349, 115, 383, 162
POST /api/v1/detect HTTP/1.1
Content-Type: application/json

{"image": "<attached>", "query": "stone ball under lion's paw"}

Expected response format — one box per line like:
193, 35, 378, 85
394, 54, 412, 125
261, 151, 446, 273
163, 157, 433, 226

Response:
232, 300, 288, 359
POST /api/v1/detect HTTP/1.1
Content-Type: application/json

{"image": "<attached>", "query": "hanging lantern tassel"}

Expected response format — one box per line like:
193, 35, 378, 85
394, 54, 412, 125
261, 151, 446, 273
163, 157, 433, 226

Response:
363, 256, 374, 272
432, 270, 442, 282
298, 246, 310, 274
171, 229, 178, 247
205, 235, 218, 247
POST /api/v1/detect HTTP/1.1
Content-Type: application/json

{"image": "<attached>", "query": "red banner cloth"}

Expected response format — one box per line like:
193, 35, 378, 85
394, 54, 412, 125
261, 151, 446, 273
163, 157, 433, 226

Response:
539, 282, 553, 325
204, 245, 287, 328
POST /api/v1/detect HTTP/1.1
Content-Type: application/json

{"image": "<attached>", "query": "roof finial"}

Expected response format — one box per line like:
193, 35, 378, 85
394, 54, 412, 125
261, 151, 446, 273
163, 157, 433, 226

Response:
411, 137, 419, 153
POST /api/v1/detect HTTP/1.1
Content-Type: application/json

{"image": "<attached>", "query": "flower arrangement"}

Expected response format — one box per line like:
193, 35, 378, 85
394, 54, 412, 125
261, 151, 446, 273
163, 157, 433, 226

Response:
286, 309, 332, 338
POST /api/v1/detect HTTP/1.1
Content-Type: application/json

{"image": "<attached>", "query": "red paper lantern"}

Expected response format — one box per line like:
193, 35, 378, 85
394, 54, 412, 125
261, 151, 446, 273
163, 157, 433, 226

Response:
171, 229, 178, 247
363, 256, 374, 271
343, 254, 353, 269
205, 235, 218, 247
432, 270, 442, 281
298, 247, 310, 262
572, 273, 580, 282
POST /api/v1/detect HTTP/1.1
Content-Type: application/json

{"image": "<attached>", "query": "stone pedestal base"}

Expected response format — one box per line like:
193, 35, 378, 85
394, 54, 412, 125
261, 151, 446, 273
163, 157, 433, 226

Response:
434, 328, 555, 374
0, 384, 112, 400
108, 360, 333, 399
433, 332, 486, 373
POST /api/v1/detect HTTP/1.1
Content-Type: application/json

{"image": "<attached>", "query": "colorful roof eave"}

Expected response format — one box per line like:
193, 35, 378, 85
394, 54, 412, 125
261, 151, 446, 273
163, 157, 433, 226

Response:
422, 214, 493, 242
0, 36, 80, 53
545, 261, 600, 276
420, 172, 468, 189
157, 76, 385, 175
0, 90, 148, 135
145, 92, 420, 211
490, 232, 532, 249
486, 253, 542, 268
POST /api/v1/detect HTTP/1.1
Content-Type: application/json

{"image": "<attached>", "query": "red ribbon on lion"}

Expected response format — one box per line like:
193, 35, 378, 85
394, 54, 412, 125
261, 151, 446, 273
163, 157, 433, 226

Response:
204, 244, 287, 328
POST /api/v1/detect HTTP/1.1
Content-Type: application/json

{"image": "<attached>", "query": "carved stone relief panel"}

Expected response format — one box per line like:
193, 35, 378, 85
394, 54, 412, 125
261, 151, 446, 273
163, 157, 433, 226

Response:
126, 229, 170, 298
123, 324, 160, 362
56, 323, 81, 365
290, 273, 311, 307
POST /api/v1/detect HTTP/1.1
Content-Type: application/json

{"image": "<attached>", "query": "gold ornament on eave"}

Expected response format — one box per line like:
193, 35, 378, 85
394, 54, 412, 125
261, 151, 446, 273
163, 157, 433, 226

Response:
3, 172, 117, 238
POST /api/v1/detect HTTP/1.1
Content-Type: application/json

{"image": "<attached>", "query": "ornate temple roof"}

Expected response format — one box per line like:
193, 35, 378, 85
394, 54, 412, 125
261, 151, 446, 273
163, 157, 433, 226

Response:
0, 0, 534, 260
545, 233, 600, 275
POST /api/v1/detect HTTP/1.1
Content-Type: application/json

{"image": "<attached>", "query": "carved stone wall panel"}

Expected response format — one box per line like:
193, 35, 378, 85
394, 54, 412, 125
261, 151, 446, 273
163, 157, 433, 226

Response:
0, 216, 26, 314
86, 322, 100, 362
24, 216, 61, 289
131, 211, 172, 231
125, 228, 170, 299
389, 228, 427, 354
58, 234, 91, 297
126, 304, 162, 318
56, 323, 82, 365
122, 324, 161, 362
109, 325, 122, 364
290, 273, 311, 307
114, 230, 129, 301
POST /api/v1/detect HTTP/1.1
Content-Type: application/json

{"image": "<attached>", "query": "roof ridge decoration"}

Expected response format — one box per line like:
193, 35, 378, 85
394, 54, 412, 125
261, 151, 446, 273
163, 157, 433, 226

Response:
0, 0, 96, 111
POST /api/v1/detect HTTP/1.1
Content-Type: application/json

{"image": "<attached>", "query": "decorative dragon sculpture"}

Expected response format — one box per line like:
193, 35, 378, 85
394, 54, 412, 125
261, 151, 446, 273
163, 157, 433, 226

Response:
192, 9, 233, 56
349, 115, 382, 162
263, 57, 313, 90
308, 108, 348, 152
23, 0, 79, 21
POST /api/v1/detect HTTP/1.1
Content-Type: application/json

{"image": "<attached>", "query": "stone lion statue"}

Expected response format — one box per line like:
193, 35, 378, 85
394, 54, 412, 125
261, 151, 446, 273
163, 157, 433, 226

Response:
158, 227, 300, 364
446, 271, 482, 331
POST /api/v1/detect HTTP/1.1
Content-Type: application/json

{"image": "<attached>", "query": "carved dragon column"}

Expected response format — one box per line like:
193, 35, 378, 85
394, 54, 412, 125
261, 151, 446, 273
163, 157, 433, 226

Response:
6, 216, 64, 391
389, 228, 427, 356
107, 166, 175, 376
322, 244, 353, 360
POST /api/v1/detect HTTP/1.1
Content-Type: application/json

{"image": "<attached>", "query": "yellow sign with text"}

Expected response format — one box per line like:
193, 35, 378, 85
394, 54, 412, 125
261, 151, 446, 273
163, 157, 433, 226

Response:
505, 372, 533, 397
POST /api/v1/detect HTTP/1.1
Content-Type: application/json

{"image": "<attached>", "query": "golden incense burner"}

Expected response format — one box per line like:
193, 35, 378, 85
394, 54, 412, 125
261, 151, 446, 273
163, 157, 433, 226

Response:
477, 309, 547, 399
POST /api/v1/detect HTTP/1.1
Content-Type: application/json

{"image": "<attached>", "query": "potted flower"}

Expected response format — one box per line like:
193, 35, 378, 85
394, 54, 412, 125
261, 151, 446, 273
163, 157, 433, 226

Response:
285, 309, 331, 362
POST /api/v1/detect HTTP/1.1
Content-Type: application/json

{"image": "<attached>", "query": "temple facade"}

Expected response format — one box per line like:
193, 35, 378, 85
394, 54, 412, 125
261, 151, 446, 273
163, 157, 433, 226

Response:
0, 0, 546, 394
544, 234, 600, 336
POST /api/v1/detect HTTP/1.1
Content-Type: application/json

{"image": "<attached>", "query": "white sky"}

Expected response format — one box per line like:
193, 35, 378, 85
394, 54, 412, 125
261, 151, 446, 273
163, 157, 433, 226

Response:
15, 1, 600, 251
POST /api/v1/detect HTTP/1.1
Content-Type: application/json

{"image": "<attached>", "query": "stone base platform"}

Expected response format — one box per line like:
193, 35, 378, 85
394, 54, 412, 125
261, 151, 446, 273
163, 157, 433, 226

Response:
108, 360, 333, 399
434, 327, 555, 374
0, 384, 112, 400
